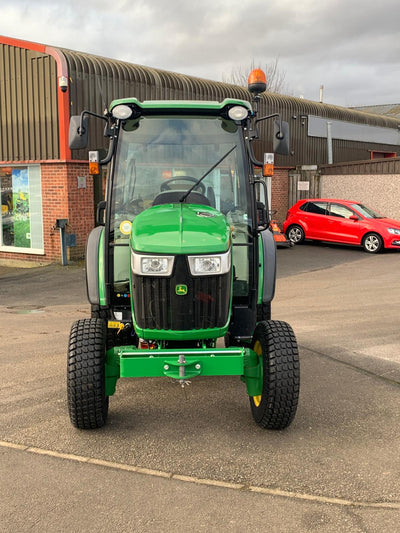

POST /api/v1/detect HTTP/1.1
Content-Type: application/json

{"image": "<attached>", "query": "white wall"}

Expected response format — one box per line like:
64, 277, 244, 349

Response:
321, 174, 400, 220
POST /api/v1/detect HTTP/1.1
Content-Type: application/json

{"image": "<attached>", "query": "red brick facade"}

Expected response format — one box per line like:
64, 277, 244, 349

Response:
0, 162, 94, 264
270, 167, 291, 226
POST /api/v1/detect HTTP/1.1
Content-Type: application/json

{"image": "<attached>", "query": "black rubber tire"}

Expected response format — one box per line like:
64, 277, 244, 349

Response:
67, 318, 109, 429
249, 320, 300, 430
286, 224, 305, 245
257, 301, 271, 322
362, 232, 383, 254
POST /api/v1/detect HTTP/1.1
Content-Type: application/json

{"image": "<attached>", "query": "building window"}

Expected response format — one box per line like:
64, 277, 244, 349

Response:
370, 151, 397, 159
0, 165, 44, 253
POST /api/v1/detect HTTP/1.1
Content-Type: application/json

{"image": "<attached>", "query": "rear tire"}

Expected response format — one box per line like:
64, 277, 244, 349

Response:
362, 232, 383, 253
67, 318, 109, 429
286, 224, 305, 245
250, 320, 300, 429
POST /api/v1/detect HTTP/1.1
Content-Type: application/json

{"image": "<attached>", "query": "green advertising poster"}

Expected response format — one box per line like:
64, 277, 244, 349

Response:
12, 168, 31, 248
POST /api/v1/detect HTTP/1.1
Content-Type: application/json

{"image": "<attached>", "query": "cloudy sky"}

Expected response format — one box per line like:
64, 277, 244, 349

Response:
1, 0, 399, 108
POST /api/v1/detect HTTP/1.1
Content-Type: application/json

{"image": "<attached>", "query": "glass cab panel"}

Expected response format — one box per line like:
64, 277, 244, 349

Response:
110, 115, 252, 301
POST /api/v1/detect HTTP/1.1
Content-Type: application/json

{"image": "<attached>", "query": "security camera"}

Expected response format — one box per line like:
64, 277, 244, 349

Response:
59, 76, 68, 93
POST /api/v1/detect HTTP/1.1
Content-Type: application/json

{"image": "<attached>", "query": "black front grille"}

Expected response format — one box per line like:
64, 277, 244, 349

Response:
131, 255, 230, 331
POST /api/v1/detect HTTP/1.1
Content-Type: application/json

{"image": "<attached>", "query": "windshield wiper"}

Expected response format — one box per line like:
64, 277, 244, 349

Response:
179, 145, 237, 203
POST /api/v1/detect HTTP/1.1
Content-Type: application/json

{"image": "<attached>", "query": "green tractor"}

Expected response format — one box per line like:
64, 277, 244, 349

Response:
67, 69, 300, 430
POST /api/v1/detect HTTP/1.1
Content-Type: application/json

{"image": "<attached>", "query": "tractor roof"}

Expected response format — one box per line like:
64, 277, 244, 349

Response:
109, 97, 252, 113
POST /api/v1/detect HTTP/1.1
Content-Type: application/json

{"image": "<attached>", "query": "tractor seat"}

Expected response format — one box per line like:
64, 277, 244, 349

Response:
153, 190, 211, 206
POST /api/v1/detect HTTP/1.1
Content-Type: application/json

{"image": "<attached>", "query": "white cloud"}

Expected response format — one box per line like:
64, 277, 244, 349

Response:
1, 0, 399, 106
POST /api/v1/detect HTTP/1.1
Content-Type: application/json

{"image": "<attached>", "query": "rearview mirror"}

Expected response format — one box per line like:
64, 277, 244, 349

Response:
273, 120, 290, 155
69, 115, 89, 150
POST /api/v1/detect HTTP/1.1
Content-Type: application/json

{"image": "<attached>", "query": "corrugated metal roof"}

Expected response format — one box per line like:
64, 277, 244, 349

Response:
351, 104, 400, 119
1, 35, 399, 165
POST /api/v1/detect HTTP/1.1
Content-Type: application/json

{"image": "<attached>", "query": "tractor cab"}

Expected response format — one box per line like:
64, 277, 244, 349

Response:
67, 70, 300, 431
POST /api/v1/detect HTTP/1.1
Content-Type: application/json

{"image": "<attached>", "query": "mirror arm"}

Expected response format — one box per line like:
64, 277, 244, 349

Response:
100, 134, 116, 165
255, 112, 284, 139
77, 110, 110, 139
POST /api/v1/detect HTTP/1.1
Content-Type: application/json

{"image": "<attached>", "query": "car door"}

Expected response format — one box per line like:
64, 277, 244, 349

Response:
325, 203, 361, 244
299, 201, 329, 239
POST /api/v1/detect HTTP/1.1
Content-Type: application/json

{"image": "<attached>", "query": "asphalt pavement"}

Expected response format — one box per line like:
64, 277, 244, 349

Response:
1, 243, 400, 532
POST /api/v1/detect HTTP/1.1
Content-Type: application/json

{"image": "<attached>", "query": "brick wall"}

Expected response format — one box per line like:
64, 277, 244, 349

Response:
0, 162, 94, 264
42, 162, 94, 261
271, 168, 291, 225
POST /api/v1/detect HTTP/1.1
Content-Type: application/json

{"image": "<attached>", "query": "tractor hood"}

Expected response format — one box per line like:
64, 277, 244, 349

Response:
130, 203, 231, 254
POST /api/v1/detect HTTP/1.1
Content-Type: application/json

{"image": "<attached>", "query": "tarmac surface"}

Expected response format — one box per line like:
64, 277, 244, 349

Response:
1, 242, 400, 532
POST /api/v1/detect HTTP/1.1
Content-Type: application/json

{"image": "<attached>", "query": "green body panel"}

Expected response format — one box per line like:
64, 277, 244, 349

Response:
110, 97, 252, 113
105, 345, 262, 397
257, 236, 264, 304
131, 324, 230, 342
130, 203, 231, 254
98, 229, 107, 306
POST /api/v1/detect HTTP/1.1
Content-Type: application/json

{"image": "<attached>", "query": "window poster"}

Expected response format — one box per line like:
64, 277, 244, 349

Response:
12, 168, 31, 248
1, 165, 43, 252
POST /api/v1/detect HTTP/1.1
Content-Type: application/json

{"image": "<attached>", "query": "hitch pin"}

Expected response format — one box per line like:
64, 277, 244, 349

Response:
178, 354, 190, 388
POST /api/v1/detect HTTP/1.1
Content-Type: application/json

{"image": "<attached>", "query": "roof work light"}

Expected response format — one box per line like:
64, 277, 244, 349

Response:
248, 69, 267, 95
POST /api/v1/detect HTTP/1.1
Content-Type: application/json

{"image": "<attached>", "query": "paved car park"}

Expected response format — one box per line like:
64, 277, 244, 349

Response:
1, 243, 400, 532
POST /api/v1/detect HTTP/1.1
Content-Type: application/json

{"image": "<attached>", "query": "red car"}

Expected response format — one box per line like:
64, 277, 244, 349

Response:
283, 199, 400, 253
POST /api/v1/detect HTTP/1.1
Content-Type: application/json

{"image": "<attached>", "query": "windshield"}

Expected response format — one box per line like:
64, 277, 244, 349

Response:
110, 115, 249, 241
351, 203, 385, 219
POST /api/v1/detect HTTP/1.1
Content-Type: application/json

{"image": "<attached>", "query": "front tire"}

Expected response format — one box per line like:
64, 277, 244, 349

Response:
250, 321, 300, 430
67, 318, 109, 429
287, 224, 305, 245
362, 232, 383, 253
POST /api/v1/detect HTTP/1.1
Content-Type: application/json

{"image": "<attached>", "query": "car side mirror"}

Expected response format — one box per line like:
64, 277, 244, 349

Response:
349, 215, 359, 221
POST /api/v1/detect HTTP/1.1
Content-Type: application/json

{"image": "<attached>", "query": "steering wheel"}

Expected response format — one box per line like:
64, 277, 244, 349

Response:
160, 176, 206, 195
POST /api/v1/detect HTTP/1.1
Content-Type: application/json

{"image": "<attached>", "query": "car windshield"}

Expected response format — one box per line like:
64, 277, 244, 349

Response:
351, 203, 385, 219
110, 115, 249, 241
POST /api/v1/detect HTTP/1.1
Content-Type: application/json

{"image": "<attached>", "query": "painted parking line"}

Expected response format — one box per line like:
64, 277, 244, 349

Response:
1, 440, 399, 510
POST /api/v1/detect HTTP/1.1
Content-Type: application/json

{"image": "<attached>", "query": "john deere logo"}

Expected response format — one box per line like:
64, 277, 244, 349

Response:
175, 284, 188, 295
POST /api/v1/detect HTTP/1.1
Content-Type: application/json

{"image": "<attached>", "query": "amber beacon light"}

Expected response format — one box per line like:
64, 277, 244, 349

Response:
248, 69, 267, 94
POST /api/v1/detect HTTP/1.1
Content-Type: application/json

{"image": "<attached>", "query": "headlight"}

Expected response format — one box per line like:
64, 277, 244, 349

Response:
131, 251, 174, 276
188, 250, 231, 276
388, 228, 400, 235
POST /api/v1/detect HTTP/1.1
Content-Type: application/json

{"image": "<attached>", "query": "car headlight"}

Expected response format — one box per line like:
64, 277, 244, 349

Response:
388, 228, 400, 235
188, 250, 231, 276
131, 251, 174, 276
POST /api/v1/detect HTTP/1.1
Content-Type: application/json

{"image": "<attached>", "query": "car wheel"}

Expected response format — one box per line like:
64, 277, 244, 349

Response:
287, 224, 305, 245
362, 232, 383, 254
